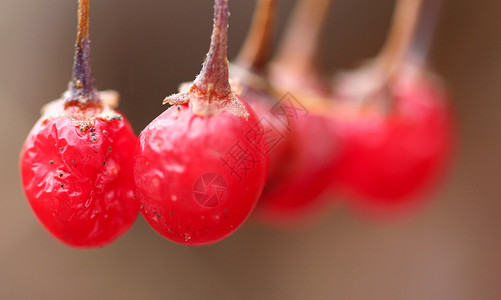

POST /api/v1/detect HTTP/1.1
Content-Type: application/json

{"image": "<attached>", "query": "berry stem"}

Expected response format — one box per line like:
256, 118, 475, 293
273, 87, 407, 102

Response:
235, 0, 277, 72
375, 0, 425, 79
407, 0, 443, 67
270, 0, 333, 95
192, 0, 232, 101
164, 0, 246, 118
67, 0, 99, 105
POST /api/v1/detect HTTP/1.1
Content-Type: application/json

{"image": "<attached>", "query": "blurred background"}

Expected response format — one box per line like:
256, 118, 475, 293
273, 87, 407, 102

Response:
1, 0, 500, 299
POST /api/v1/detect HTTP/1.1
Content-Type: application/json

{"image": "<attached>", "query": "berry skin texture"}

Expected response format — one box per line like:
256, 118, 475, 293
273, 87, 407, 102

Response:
134, 101, 268, 246
332, 71, 454, 214
20, 99, 138, 248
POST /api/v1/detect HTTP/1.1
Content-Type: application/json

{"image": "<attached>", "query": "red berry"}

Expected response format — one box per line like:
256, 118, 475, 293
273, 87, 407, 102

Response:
250, 0, 339, 226
234, 87, 339, 227
255, 110, 339, 225
332, 68, 454, 214
19, 0, 138, 247
229, 0, 322, 226
239, 88, 295, 185
134, 0, 268, 245
330, 0, 454, 215
21, 94, 138, 247
230, 0, 290, 185
134, 101, 267, 245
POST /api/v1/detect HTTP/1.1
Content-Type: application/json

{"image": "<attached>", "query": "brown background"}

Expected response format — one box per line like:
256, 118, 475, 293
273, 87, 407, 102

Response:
1, 0, 500, 299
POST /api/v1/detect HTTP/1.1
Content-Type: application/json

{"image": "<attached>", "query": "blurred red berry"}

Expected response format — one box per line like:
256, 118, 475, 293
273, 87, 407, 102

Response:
332, 67, 454, 215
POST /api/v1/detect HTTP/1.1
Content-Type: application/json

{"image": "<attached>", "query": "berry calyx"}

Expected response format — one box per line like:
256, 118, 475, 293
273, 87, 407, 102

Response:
20, 0, 138, 248
134, 0, 268, 245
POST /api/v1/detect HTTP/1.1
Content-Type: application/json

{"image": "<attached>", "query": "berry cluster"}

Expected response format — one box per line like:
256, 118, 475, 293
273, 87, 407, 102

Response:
20, 0, 454, 247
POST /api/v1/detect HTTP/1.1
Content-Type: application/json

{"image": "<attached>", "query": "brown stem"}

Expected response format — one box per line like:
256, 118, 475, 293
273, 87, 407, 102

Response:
193, 0, 231, 100
164, 0, 246, 117
269, 0, 333, 97
67, 0, 98, 105
273, 0, 333, 77
235, 0, 277, 72
375, 0, 424, 79
407, 0, 443, 67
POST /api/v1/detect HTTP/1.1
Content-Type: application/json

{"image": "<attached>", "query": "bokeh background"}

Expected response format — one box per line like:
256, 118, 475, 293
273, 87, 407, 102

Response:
1, 0, 500, 299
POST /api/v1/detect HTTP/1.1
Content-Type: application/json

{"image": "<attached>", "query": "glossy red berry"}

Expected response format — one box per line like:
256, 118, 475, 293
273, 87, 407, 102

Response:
134, 101, 267, 245
20, 0, 138, 247
134, 0, 268, 245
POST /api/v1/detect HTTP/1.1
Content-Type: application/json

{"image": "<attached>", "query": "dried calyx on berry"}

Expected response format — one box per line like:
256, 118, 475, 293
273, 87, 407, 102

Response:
40, 0, 122, 132
164, 0, 246, 118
